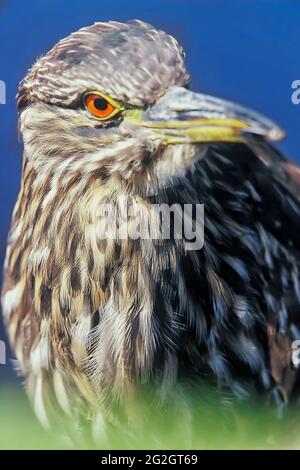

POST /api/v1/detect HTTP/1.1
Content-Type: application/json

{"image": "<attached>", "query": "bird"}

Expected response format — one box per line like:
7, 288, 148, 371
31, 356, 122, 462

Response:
2, 20, 300, 433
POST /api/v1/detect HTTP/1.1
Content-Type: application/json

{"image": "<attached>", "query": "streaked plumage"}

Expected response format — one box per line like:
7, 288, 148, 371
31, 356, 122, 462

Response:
2, 21, 300, 432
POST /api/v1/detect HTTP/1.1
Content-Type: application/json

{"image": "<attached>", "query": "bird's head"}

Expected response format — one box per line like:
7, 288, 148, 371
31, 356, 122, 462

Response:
18, 20, 284, 195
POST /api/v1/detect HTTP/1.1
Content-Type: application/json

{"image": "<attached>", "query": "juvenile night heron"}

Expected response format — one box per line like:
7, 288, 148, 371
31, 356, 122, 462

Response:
2, 20, 300, 429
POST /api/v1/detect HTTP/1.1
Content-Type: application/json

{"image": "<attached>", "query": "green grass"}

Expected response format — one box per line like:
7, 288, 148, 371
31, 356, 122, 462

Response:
0, 384, 299, 450
0, 387, 69, 449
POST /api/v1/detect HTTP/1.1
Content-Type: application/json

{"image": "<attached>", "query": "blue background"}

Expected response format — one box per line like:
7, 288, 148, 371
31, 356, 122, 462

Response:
0, 0, 299, 381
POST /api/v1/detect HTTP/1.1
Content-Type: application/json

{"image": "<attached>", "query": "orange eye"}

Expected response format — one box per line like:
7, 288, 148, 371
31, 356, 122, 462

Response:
84, 93, 118, 120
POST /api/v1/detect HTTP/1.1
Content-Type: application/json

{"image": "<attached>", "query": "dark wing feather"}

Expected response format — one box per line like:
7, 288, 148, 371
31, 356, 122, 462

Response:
152, 140, 300, 404
248, 136, 300, 201
246, 138, 300, 402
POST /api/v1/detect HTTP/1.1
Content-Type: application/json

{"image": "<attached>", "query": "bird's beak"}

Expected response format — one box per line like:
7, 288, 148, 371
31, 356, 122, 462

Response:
137, 86, 285, 144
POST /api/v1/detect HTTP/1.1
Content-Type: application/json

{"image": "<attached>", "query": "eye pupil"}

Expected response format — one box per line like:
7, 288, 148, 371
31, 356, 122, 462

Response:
84, 93, 118, 120
94, 98, 108, 111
